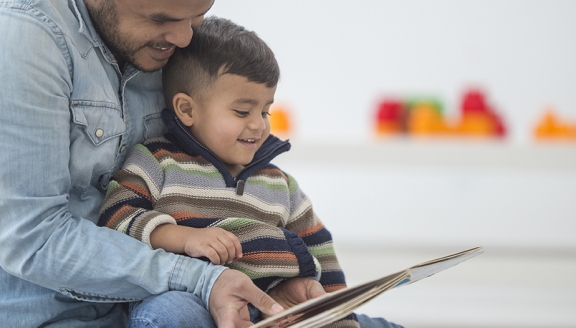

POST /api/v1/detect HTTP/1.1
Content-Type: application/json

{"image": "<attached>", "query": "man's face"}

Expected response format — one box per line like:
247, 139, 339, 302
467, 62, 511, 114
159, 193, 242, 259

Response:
86, 0, 214, 72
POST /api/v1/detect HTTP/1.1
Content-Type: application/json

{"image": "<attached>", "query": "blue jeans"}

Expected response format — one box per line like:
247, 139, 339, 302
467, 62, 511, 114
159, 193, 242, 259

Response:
357, 314, 404, 328
128, 291, 404, 328
248, 305, 404, 328
127, 291, 217, 328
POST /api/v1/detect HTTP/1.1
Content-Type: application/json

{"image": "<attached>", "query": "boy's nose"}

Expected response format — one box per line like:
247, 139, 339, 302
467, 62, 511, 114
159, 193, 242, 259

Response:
248, 116, 267, 131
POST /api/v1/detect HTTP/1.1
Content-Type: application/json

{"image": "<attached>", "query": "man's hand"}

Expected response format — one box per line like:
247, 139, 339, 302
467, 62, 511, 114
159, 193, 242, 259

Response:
267, 277, 327, 310
209, 269, 284, 328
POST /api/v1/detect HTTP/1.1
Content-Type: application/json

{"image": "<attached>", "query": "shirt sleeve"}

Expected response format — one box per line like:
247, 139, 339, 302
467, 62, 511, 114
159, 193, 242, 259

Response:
0, 8, 223, 307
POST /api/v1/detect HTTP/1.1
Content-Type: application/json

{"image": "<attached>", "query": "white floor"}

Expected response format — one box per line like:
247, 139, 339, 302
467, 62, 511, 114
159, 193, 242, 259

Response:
335, 244, 576, 328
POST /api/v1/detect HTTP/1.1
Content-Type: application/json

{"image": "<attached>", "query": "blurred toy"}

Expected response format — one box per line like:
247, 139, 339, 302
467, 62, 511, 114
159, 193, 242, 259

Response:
374, 88, 507, 139
269, 105, 292, 137
375, 100, 404, 135
534, 109, 576, 141
407, 101, 446, 136
458, 89, 506, 138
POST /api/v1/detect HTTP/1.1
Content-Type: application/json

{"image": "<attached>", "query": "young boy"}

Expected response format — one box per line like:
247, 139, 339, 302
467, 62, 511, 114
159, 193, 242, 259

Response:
99, 17, 402, 328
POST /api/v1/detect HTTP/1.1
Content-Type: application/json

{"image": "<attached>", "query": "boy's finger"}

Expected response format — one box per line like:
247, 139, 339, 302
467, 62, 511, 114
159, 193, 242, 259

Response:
224, 231, 243, 259
210, 240, 231, 264
204, 247, 225, 265
217, 235, 239, 263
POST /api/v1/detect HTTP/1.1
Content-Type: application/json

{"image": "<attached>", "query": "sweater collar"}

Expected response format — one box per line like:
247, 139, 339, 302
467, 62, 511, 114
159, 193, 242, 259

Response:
161, 109, 291, 193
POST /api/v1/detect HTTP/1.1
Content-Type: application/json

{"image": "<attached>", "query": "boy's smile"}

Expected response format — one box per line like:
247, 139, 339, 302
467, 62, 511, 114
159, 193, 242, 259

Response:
174, 73, 276, 177
237, 137, 260, 149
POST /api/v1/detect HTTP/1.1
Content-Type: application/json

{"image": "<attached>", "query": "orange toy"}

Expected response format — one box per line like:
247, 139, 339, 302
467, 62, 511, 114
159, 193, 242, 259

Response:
407, 102, 447, 136
534, 110, 576, 140
269, 106, 291, 136
459, 112, 496, 136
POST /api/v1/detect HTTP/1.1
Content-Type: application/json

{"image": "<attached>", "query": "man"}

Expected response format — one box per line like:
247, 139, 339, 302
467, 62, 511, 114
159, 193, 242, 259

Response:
0, 0, 284, 326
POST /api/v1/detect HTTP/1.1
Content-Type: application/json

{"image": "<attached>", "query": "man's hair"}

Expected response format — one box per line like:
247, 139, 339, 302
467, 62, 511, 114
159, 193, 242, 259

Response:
162, 16, 280, 110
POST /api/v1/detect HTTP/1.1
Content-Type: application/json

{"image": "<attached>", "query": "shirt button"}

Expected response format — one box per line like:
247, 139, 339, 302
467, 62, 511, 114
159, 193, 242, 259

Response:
120, 145, 126, 153
95, 129, 104, 138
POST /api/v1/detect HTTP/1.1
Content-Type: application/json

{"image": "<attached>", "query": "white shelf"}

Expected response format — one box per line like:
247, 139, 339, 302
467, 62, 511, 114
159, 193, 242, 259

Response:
276, 139, 576, 171
273, 139, 576, 250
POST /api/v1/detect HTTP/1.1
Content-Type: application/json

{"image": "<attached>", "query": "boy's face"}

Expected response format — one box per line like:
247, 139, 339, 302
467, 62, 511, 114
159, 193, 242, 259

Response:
86, 0, 214, 72
184, 74, 276, 176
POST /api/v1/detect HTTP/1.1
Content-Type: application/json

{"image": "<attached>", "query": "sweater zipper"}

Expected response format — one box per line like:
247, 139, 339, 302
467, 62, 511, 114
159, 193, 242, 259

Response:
233, 142, 288, 195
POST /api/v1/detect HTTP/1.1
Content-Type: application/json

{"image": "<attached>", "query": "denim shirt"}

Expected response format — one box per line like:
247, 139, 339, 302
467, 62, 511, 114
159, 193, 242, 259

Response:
0, 0, 225, 326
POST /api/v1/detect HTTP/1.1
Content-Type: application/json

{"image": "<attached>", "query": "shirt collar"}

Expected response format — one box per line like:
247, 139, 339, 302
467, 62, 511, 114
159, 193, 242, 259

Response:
70, 0, 103, 47
71, 0, 125, 69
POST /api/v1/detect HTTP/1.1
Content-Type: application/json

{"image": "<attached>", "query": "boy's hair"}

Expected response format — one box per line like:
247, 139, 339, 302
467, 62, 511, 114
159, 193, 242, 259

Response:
162, 16, 280, 110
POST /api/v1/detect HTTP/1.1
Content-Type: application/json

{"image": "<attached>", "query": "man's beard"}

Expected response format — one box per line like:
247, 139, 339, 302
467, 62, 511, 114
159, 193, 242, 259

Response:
86, 0, 157, 72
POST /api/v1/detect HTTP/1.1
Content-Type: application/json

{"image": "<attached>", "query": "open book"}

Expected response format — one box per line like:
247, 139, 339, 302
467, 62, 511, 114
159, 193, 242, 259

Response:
252, 246, 484, 328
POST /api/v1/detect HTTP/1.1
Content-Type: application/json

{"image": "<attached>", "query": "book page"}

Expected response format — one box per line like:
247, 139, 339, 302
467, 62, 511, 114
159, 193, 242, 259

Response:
251, 246, 484, 328
398, 246, 484, 286
252, 271, 408, 328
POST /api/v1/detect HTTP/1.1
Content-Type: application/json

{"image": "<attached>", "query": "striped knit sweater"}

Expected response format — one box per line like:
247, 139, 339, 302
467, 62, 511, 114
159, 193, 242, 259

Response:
98, 109, 358, 327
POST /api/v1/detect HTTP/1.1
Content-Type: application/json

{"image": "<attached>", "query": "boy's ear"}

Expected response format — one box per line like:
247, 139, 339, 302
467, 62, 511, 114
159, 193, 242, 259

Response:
172, 93, 196, 127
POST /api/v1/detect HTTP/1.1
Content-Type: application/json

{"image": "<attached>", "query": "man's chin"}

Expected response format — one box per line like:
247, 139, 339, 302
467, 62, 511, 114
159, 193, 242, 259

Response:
131, 61, 166, 73
128, 55, 168, 73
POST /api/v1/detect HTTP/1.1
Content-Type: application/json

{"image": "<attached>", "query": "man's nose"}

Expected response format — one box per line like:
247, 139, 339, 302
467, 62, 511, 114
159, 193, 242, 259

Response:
164, 20, 194, 48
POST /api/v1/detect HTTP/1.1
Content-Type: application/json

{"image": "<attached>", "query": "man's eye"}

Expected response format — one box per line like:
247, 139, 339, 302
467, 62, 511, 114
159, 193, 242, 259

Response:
234, 110, 249, 117
152, 19, 166, 26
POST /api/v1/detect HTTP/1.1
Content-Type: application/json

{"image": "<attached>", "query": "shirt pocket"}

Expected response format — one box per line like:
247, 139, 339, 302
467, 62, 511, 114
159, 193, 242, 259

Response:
70, 100, 126, 145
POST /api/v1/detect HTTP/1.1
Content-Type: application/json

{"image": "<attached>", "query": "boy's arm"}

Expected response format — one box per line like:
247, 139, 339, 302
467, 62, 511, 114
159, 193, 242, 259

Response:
97, 143, 240, 266
283, 173, 347, 293
98, 145, 319, 291
151, 224, 242, 265
181, 217, 320, 291
283, 174, 360, 327
98, 144, 177, 247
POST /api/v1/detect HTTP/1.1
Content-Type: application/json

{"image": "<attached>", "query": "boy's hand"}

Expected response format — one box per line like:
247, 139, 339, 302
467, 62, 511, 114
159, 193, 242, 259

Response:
183, 227, 243, 265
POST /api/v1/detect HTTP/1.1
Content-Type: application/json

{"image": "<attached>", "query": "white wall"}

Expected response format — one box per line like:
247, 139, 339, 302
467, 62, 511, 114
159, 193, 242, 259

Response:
208, 0, 576, 249
210, 0, 576, 144
208, 2, 576, 327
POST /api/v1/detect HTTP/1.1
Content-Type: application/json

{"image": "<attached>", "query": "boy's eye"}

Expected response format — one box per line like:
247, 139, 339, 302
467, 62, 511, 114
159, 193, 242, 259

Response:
234, 110, 250, 117
262, 112, 271, 118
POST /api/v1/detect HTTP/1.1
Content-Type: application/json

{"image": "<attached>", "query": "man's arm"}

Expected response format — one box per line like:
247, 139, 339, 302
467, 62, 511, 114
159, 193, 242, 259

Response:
0, 6, 284, 327
0, 7, 219, 306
